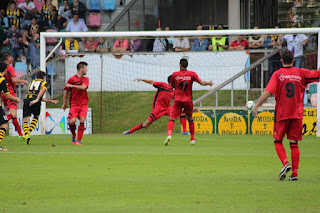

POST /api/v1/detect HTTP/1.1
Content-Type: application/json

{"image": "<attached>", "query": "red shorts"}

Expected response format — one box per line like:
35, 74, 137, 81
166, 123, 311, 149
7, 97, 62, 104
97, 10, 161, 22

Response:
273, 119, 303, 141
68, 105, 88, 120
170, 100, 193, 119
1, 92, 17, 110
147, 107, 171, 122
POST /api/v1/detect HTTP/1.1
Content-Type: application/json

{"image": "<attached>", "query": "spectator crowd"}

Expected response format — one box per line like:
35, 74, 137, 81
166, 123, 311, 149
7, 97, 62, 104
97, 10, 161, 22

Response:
0, 0, 314, 79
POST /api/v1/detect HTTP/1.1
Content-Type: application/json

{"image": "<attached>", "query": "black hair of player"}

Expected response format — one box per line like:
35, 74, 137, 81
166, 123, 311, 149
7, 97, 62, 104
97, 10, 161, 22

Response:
180, 59, 188, 68
0, 62, 7, 73
77, 61, 88, 70
167, 75, 172, 84
36, 71, 46, 79
281, 50, 294, 65
0, 52, 11, 62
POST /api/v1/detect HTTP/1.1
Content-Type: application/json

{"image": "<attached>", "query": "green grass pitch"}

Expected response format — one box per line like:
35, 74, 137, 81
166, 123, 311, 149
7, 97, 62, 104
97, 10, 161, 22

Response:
1, 134, 319, 212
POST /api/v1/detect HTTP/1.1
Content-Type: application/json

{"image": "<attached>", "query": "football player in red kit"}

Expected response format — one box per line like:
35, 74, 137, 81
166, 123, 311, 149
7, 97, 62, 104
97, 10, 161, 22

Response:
254, 50, 320, 181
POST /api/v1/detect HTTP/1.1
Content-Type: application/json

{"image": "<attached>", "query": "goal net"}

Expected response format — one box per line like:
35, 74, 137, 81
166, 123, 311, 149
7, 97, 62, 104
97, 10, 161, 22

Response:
36, 28, 320, 136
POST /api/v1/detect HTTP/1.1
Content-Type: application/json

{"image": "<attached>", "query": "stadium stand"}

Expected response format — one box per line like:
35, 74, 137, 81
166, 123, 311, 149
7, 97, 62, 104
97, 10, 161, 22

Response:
101, 0, 116, 11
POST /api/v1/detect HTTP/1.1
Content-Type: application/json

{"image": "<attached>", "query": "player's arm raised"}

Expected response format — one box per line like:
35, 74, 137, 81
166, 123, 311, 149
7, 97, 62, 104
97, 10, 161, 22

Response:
29, 87, 47, 106
42, 98, 59, 104
199, 80, 213, 86
11, 76, 28, 85
134, 79, 155, 84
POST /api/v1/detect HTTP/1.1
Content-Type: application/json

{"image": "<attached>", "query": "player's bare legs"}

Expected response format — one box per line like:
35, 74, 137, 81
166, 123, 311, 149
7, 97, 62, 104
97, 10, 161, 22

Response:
123, 119, 153, 135
8, 108, 23, 138
0, 123, 9, 151
289, 140, 299, 181
69, 117, 78, 144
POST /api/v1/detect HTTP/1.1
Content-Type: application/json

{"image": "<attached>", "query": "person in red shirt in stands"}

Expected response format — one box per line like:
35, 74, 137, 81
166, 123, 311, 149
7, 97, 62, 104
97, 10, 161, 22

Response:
253, 50, 320, 181
229, 36, 248, 50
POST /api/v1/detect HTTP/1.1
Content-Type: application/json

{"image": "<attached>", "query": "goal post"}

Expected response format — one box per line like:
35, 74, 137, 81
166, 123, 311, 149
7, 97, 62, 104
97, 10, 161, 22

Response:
39, 28, 320, 136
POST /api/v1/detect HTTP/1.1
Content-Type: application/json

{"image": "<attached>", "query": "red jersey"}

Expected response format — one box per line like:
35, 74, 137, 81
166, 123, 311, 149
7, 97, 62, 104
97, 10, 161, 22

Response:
170, 70, 202, 102
5, 65, 16, 93
266, 67, 320, 121
231, 40, 248, 48
152, 82, 173, 109
64, 75, 89, 106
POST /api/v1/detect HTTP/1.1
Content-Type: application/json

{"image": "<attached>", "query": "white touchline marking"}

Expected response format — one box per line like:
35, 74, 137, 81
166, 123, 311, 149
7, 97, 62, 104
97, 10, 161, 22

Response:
1, 152, 319, 157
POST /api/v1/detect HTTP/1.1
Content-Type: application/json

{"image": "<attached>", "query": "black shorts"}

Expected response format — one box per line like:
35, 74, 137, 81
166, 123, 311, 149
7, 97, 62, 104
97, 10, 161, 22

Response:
0, 107, 8, 125
23, 99, 41, 118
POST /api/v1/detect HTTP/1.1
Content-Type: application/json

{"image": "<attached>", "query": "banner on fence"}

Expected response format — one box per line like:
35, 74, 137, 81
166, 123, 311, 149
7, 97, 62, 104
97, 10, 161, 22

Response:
9, 108, 92, 136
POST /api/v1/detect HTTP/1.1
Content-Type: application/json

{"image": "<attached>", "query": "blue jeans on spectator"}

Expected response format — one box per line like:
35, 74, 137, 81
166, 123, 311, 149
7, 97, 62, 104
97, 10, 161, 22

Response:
268, 53, 282, 81
11, 49, 24, 60
294, 56, 303, 68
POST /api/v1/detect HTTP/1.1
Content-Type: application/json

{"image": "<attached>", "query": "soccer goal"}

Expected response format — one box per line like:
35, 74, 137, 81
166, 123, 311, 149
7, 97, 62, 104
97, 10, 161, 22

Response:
38, 27, 320, 136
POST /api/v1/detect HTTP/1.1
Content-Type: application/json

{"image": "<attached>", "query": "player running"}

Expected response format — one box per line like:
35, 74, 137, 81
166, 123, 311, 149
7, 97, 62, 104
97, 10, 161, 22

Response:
22, 71, 59, 144
0, 62, 20, 151
122, 76, 193, 135
1, 52, 28, 140
164, 58, 213, 145
253, 50, 320, 181
61, 62, 89, 145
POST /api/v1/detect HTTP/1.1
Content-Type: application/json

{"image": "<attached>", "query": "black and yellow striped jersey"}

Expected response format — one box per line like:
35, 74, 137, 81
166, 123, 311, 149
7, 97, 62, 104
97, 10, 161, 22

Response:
24, 79, 49, 101
6, 9, 23, 28
42, 4, 57, 20
0, 74, 10, 107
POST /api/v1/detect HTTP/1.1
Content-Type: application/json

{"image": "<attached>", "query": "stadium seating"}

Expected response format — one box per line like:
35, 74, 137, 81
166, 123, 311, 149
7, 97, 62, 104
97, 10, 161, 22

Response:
101, 0, 116, 11
88, 0, 101, 10
88, 12, 101, 27
15, 62, 28, 75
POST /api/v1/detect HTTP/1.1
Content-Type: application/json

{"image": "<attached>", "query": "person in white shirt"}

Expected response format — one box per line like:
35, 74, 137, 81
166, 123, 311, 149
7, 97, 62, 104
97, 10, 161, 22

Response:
283, 26, 311, 68
66, 14, 88, 32
18, 0, 37, 30
173, 37, 190, 52
58, 0, 72, 29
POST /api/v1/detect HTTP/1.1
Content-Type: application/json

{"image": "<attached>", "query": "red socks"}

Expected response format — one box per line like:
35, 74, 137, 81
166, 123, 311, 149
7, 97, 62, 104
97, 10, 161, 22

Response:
189, 121, 195, 140
167, 120, 175, 136
180, 116, 187, 132
12, 118, 23, 136
77, 123, 85, 141
290, 143, 300, 177
274, 141, 289, 166
69, 123, 76, 138
130, 123, 144, 133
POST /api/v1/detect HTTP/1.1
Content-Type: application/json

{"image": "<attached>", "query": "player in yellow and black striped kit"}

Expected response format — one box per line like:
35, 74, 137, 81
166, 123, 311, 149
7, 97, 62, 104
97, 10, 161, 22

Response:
22, 71, 58, 144
0, 62, 20, 151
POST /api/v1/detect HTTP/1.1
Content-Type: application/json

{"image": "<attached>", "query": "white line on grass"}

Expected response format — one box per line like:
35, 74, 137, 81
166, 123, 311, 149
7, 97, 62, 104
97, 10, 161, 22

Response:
1, 152, 320, 157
